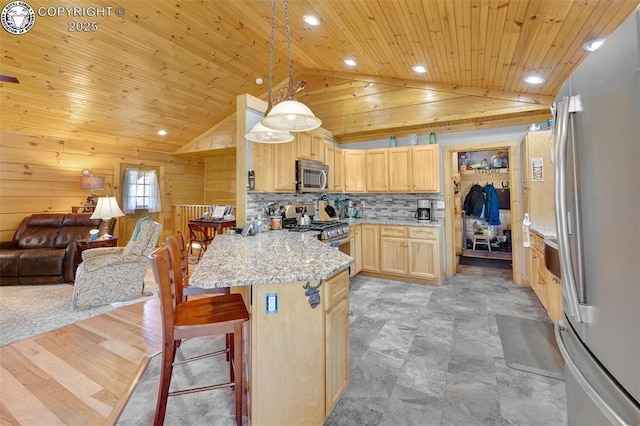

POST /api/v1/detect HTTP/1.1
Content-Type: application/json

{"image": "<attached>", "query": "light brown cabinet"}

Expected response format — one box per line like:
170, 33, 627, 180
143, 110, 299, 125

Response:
350, 224, 362, 276
297, 132, 325, 163
525, 230, 562, 321
378, 225, 441, 281
388, 147, 412, 191
365, 149, 389, 192
325, 144, 344, 192
361, 224, 380, 272
521, 131, 554, 227
274, 142, 297, 192
324, 269, 349, 416
344, 150, 366, 192
411, 145, 440, 192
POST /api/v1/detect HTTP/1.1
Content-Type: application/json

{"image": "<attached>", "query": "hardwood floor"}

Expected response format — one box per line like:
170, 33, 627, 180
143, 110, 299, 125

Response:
0, 298, 163, 425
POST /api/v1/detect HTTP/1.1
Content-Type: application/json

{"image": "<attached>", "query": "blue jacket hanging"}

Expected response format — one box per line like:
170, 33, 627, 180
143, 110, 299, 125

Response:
483, 184, 501, 225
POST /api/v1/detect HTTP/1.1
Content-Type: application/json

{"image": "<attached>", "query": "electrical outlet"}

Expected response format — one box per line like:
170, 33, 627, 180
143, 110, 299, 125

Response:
266, 293, 278, 314
436, 201, 445, 209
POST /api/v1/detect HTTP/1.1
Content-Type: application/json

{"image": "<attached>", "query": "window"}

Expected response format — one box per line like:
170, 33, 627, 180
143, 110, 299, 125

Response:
122, 168, 161, 214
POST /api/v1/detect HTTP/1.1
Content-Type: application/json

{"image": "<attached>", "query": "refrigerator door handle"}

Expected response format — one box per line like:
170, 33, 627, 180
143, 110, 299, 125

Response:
554, 321, 632, 426
554, 97, 583, 323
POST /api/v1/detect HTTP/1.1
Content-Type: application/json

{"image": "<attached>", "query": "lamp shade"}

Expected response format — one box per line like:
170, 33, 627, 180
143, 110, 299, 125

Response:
90, 196, 125, 219
261, 100, 322, 132
80, 175, 105, 190
245, 122, 294, 143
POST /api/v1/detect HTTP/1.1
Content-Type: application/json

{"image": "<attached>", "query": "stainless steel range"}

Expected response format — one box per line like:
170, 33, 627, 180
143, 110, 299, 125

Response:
282, 204, 350, 246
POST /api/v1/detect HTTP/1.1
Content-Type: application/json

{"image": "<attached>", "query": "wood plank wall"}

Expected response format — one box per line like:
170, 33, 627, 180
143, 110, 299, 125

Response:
0, 131, 205, 241
204, 147, 236, 206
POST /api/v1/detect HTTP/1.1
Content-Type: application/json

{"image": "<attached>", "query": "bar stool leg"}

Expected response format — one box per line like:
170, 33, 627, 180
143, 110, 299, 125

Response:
234, 323, 243, 426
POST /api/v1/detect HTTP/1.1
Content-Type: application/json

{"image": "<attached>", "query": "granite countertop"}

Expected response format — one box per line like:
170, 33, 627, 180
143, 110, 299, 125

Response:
188, 231, 354, 289
530, 224, 558, 240
344, 218, 444, 228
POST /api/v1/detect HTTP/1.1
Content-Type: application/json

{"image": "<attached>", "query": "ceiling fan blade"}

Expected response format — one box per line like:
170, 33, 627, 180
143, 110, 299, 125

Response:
0, 75, 20, 83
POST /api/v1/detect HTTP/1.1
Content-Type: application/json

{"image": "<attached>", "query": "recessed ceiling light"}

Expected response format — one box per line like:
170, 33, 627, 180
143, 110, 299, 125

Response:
344, 58, 357, 67
583, 38, 605, 52
524, 75, 545, 85
303, 15, 320, 26
412, 65, 428, 74
256, 77, 264, 85
157, 129, 167, 136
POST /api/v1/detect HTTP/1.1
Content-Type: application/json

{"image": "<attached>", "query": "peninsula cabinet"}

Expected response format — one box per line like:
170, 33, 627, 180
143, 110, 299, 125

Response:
349, 224, 362, 276
344, 150, 366, 192
366, 149, 389, 192
361, 224, 380, 272
324, 269, 350, 416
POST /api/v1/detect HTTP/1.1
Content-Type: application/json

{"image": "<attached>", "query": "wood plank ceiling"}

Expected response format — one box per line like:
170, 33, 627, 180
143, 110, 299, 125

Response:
1, 0, 637, 153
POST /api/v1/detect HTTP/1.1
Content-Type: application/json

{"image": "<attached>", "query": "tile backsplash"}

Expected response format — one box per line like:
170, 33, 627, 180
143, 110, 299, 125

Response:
247, 192, 445, 222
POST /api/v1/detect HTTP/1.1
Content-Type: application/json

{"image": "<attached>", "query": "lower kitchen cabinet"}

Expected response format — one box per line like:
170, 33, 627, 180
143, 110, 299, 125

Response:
361, 224, 442, 284
525, 230, 562, 321
350, 224, 363, 276
324, 270, 350, 416
361, 224, 380, 272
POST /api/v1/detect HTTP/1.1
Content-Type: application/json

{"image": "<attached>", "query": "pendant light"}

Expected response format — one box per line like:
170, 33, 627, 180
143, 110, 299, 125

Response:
260, 0, 321, 132
245, 0, 295, 143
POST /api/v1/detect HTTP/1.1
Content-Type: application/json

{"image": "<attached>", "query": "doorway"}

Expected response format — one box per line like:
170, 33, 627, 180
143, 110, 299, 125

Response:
114, 159, 165, 243
443, 141, 524, 285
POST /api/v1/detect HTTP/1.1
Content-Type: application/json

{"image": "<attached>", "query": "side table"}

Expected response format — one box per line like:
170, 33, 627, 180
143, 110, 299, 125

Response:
74, 238, 118, 279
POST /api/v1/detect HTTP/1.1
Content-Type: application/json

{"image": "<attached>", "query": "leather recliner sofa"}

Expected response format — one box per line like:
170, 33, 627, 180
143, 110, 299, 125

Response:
0, 213, 114, 285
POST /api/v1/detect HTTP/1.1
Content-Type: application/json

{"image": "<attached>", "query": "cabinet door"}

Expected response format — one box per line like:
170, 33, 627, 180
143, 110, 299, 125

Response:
365, 149, 388, 192
547, 274, 563, 322
274, 143, 296, 192
411, 145, 440, 192
252, 142, 275, 192
296, 132, 313, 160
351, 225, 362, 276
361, 224, 379, 272
408, 238, 438, 279
380, 237, 408, 275
312, 135, 325, 163
325, 296, 349, 416
334, 147, 344, 192
388, 147, 411, 191
325, 144, 336, 191
344, 150, 366, 192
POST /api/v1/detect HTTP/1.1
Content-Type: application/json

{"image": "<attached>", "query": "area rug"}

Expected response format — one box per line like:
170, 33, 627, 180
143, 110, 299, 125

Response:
496, 314, 565, 380
0, 283, 155, 347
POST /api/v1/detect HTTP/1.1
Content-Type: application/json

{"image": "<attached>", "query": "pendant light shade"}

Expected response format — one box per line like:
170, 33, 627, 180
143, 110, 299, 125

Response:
245, 122, 294, 143
261, 100, 322, 132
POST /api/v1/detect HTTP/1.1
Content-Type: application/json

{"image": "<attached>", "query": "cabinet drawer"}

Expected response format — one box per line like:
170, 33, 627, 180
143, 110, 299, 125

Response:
380, 226, 407, 238
531, 232, 545, 252
408, 227, 437, 239
324, 269, 349, 311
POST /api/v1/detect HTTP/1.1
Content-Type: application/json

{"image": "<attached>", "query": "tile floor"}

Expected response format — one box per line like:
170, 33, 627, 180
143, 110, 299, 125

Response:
119, 261, 567, 425
326, 261, 567, 425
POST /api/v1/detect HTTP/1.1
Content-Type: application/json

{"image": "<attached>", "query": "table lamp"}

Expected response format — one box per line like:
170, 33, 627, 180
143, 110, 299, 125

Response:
90, 196, 125, 236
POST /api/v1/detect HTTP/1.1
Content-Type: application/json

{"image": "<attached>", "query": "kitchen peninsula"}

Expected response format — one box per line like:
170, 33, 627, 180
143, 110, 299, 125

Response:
189, 231, 353, 425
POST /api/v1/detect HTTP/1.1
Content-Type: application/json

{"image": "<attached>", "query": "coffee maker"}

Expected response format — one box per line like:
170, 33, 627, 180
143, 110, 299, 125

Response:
415, 199, 431, 221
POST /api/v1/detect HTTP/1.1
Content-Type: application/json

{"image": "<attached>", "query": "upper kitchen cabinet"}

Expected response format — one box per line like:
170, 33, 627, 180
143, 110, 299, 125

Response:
411, 145, 440, 192
274, 142, 297, 192
325, 144, 344, 193
388, 147, 412, 191
344, 150, 366, 192
366, 149, 389, 192
296, 132, 325, 163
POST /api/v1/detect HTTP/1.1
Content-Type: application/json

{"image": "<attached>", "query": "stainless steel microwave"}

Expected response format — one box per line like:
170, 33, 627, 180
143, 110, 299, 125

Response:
296, 159, 328, 193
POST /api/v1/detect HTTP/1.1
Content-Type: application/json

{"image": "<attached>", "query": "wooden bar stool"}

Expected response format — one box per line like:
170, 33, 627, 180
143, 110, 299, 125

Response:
472, 234, 491, 251
150, 239, 249, 426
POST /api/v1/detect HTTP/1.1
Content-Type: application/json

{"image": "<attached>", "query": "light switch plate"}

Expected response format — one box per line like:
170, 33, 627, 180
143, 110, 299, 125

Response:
266, 293, 278, 314
436, 201, 445, 209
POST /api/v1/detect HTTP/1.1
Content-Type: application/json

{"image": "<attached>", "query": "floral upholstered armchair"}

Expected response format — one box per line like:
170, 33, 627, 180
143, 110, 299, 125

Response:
72, 217, 163, 310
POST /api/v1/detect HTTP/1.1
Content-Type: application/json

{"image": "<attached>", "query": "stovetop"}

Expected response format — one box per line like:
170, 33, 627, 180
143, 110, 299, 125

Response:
283, 219, 350, 241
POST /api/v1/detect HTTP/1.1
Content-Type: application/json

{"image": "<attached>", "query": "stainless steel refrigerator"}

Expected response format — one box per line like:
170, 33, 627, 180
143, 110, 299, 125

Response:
553, 9, 640, 426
